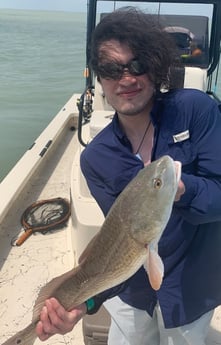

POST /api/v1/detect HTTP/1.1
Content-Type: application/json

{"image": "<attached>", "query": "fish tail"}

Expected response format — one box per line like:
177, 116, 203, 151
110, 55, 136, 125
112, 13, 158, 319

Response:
1, 322, 37, 345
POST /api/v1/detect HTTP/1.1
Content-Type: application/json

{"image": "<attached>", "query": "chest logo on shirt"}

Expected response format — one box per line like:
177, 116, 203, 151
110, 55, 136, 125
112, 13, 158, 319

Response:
173, 130, 190, 143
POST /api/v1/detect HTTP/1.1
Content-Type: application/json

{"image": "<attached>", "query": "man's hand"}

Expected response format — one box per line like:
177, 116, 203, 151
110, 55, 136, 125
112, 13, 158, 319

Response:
174, 161, 185, 202
35, 298, 87, 341
175, 179, 185, 201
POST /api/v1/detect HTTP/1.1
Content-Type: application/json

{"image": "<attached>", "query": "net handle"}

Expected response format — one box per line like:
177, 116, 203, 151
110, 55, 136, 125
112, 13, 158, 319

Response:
14, 197, 71, 246
16, 229, 33, 246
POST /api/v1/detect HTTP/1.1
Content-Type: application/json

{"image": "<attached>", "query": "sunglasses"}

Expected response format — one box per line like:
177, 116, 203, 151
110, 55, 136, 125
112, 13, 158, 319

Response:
97, 59, 146, 80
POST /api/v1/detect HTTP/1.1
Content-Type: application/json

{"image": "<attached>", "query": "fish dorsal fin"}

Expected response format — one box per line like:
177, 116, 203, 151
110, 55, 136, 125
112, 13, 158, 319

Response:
32, 266, 80, 322
78, 233, 99, 265
145, 242, 164, 290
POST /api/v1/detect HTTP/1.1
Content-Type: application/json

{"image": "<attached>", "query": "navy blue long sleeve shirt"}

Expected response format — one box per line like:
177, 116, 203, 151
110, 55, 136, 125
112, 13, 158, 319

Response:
80, 88, 221, 328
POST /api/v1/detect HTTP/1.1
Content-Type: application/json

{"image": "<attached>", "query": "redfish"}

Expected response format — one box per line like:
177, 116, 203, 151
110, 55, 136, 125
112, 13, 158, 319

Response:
2, 155, 180, 345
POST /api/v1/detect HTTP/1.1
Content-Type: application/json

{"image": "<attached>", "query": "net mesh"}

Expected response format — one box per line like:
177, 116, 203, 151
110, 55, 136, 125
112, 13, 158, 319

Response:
21, 197, 71, 231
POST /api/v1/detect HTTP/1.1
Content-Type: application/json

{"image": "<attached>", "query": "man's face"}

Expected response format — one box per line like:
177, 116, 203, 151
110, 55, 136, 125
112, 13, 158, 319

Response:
98, 39, 155, 117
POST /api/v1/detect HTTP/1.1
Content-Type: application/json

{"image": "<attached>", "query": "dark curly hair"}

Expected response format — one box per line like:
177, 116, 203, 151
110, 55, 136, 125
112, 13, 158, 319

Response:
90, 7, 179, 91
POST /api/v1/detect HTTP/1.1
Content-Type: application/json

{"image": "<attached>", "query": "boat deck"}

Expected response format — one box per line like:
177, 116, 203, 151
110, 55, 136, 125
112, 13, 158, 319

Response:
0, 111, 84, 344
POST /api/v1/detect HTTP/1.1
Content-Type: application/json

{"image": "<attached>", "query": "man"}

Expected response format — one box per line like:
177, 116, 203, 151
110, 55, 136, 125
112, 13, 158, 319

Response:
36, 8, 221, 345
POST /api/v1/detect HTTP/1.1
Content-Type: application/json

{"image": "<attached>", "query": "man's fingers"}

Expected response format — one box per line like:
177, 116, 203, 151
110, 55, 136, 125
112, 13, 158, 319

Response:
36, 318, 51, 341
35, 297, 87, 340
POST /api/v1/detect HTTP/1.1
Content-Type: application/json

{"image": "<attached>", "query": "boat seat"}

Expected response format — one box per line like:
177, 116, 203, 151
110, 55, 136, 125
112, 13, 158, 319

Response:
170, 66, 207, 91
184, 66, 207, 90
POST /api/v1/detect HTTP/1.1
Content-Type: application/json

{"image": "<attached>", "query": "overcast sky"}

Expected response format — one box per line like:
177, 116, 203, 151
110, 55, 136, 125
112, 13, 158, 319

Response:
0, 0, 88, 12
0, 0, 213, 16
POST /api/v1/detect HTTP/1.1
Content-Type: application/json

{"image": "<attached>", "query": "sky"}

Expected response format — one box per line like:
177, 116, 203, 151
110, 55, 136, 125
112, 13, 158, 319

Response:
0, 0, 213, 16
0, 0, 88, 12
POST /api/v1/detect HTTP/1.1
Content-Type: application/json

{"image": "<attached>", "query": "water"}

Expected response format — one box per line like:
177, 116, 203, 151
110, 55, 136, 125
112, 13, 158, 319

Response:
0, 8, 220, 182
0, 9, 87, 181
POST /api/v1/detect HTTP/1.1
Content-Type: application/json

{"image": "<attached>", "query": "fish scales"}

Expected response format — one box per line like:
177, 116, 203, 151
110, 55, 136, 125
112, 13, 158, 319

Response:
2, 155, 180, 345
54, 232, 146, 309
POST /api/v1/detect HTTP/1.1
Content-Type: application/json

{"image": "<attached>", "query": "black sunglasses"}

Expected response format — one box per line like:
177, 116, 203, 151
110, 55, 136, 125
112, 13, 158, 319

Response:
97, 59, 146, 80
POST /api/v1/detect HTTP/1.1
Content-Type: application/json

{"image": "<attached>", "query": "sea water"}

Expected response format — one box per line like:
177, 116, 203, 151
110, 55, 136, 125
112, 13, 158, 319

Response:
0, 8, 220, 182
0, 9, 86, 181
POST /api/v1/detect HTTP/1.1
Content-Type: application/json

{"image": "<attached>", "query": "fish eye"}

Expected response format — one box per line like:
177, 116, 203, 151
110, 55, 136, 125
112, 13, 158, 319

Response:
153, 178, 162, 189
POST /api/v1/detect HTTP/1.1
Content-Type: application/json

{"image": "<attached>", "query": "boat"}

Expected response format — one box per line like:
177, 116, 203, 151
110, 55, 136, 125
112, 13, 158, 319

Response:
0, 0, 221, 344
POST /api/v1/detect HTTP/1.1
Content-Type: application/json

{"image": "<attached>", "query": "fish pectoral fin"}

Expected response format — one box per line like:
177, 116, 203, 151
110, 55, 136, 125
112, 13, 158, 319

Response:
145, 244, 164, 291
